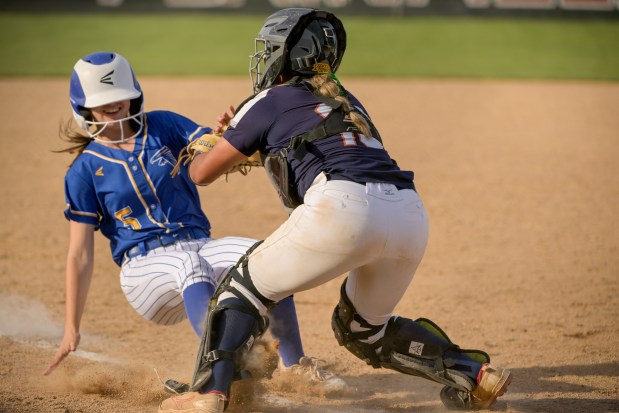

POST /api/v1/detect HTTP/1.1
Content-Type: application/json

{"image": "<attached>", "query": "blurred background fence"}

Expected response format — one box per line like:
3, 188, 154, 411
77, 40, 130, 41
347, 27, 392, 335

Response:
0, 0, 617, 79
1, 0, 619, 16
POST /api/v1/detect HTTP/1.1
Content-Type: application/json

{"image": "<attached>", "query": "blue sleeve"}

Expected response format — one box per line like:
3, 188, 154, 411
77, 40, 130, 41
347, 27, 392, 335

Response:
148, 111, 212, 153
63, 163, 100, 227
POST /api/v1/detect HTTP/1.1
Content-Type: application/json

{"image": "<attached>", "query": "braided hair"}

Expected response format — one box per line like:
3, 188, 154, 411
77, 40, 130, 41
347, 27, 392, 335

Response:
308, 74, 372, 138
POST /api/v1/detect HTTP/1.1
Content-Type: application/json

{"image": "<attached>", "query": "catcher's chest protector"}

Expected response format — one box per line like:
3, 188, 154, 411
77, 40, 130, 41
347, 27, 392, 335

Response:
263, 84, 381, 210
262, 148, 300, 210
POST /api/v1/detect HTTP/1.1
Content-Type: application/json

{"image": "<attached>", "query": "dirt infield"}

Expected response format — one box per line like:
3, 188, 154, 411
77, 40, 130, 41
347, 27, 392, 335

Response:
0, 78, 617, 413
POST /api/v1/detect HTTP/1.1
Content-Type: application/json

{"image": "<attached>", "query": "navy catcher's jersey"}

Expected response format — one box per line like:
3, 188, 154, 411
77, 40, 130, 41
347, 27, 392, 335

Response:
64, 111, 212, 266
224, 84, 415, 200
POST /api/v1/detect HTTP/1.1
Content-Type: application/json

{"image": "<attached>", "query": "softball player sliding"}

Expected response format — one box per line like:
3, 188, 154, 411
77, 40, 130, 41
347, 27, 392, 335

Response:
161, 8, 512, 413
42, 52, 346, 390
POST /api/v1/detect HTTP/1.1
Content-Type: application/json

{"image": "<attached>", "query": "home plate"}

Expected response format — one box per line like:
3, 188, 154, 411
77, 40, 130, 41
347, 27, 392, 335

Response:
261, 394, 388, 412
13, 336, 124, 365
0, 293, 124, 366
261, 394, 296, 407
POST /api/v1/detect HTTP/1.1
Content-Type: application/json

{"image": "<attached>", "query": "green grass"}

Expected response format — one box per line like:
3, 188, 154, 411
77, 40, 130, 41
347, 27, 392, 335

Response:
0, 13, 260, 77
344, 17, 619, 80
1, 13, 618, 81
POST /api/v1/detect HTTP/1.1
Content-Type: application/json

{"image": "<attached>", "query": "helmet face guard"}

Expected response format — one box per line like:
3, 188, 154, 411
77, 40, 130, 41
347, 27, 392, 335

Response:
249, 8, 346, 94
70, 52, 144, 143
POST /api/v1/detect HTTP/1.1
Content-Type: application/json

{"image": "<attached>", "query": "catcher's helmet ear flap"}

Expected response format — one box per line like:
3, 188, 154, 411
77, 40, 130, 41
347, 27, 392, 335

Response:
249, 8, 346, 94
69, 52, 144, 142
288, 18, 340, 75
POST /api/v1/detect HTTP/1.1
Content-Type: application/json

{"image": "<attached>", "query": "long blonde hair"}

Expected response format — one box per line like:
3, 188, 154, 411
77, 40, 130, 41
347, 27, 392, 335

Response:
55, 118, 92, 165
308, 74, 372, 138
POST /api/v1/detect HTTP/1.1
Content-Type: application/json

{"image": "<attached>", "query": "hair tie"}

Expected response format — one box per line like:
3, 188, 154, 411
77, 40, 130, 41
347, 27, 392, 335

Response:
329, 73, 345, 96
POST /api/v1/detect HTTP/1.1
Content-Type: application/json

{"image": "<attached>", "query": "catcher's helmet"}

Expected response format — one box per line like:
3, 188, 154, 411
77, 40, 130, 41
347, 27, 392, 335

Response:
249, 8, 346, 94
69, 52, 144, 143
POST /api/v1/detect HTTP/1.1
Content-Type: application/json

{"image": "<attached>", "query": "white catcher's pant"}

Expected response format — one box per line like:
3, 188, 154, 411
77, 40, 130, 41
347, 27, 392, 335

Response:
246, 173, 429, 326
120, 236, 256, 325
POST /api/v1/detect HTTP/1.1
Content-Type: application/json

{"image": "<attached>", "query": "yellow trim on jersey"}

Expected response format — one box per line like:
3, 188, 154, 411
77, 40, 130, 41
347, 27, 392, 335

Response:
137, 121, 171, 231
67, 207, 99, 219
136, 124, 208, 233
83, 140, 166, 230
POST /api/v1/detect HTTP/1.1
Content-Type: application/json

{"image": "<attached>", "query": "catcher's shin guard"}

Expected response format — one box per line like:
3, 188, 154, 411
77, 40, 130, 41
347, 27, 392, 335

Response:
163, 243, 271, 394
331, 279, 490, 392
189, 243, 270, 391
189, 299, 268, 391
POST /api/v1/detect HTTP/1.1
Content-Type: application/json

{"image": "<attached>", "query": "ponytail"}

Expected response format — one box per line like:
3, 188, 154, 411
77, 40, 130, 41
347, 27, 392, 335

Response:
308, 74, 372, 138
55, 118, 92, 165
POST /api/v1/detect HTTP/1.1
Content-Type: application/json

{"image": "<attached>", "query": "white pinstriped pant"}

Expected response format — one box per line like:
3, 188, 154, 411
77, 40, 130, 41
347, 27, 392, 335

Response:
120, 236, 256, 325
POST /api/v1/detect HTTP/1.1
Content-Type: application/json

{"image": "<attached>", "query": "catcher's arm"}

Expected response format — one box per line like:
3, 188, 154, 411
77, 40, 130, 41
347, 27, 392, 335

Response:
170, 105, 234, 178
170, 133, 219, 178
171, 105, 262, 181
189, 138, 249, 185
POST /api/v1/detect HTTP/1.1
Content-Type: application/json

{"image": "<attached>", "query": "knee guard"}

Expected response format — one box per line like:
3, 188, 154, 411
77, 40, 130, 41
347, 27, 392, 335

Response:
331, 280, 384, 368
189, 241, 271, 391
331, 279, 490, 392
220, 240, 276, 313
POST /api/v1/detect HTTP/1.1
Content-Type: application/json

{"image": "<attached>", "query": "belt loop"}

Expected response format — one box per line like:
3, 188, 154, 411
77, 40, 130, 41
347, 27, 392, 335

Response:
138, 243, 148, 256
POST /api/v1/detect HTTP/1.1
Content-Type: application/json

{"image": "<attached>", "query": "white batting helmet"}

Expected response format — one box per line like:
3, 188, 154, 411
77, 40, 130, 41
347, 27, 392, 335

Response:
69, 52, 144, 143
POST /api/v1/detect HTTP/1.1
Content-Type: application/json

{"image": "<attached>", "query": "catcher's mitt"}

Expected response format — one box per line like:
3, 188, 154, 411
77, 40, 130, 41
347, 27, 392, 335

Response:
170, 133, 262, 178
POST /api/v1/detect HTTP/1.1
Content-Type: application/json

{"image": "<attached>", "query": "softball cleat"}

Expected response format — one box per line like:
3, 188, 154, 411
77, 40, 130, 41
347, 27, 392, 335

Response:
278, 356, 348, 390
440, 363, 512, 410
158, 391, 226, 413
470, 363, 512, 409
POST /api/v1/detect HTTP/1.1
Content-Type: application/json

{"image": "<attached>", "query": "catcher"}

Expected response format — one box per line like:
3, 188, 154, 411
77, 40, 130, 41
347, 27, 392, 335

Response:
160, 7, 512, 413
159, 8, 512, 413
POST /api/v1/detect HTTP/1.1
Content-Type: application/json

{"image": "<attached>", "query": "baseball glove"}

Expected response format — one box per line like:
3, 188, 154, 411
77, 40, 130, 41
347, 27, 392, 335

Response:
171, 133, 262, 178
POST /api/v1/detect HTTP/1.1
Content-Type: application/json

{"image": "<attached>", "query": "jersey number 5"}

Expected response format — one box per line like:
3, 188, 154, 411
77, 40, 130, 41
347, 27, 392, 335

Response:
115, 207, 142, 230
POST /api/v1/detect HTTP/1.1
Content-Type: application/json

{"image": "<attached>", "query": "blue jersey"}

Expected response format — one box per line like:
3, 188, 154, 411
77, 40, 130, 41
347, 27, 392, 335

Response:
64, 110, 212, 266
224, 84, 415, 200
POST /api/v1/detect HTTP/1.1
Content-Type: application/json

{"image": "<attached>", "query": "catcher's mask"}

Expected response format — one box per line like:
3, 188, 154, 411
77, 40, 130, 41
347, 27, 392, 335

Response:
70, 52, 144, 144
249, 8, 346, 94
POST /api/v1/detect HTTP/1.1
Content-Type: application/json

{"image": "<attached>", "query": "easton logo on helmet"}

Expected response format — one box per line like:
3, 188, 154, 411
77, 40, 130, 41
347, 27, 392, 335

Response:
100, 70, 114, 85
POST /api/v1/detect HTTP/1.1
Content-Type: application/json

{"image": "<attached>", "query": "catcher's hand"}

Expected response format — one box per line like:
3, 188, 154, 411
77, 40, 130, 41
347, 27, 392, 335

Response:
229, 149, 262, 176
171, 133, 262, 178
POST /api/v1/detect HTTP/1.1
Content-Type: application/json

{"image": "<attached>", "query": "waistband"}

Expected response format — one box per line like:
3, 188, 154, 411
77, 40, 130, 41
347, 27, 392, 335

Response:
327, 173, 416, 192
124, 227, 209, 260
